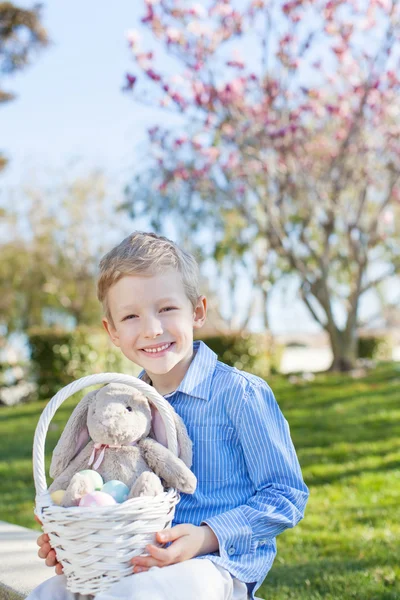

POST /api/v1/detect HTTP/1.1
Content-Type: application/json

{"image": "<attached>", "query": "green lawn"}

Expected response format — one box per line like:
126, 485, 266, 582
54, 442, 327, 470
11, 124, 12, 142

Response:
1, 365, 399, 599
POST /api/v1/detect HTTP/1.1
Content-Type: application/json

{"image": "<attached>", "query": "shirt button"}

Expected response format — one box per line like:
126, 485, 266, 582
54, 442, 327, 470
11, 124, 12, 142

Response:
227, 547, 236, 556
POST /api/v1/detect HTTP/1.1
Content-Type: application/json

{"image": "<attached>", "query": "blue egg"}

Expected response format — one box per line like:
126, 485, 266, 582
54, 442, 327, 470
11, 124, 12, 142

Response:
101, 480, 129, 503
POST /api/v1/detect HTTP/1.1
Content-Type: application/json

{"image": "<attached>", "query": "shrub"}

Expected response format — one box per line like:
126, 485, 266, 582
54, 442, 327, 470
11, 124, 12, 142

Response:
196, 331, 282, 378
357, 335, 393, 360
28, 327, 139, 400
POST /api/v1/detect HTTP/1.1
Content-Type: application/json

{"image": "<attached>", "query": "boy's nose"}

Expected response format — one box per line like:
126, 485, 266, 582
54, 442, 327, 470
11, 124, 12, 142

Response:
142, 316, 163, 338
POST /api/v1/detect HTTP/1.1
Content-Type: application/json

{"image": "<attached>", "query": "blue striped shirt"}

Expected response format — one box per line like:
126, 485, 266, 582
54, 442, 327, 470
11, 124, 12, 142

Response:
140, 340, 309, 597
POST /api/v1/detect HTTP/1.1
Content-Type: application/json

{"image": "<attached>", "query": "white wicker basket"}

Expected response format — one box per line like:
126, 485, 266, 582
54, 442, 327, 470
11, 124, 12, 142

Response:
33, 373, 181, 596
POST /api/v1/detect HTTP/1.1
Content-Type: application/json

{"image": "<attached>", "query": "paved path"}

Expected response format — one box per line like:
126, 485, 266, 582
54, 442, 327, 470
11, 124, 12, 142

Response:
0, 521, 53, 599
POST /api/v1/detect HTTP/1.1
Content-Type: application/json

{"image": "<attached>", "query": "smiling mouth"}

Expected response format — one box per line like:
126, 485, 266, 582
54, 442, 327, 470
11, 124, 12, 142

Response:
141, 342, 174, 354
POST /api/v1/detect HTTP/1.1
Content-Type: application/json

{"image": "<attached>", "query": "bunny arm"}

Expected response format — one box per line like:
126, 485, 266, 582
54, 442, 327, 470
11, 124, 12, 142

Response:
48, 443, 94, 493
138, 438, 197, 494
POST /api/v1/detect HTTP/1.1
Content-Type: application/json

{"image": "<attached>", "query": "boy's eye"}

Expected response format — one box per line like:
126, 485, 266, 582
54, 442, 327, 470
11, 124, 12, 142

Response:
161, 307, 177, 312
123, 314, 137, 320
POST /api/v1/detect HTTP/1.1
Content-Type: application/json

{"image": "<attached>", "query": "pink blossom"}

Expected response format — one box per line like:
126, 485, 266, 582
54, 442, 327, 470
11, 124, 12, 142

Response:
335, 128, 347, 140
171, 92, 186, 107
222, 123, 235, 137
124, 74, 137, 90
146, 69, 161, 82
188, 3, 207, 18
325, 23, 338, 34
187, 21, 212, 37
175, 167, 190, 180
227, 59, 245, 69
192, 135, 203, 150
387, 71, 398, 86
326, 104, 340, 115
211, 4, 234, 17
126, 30, 141, 50
226, 152, 240, 169
200, 147, 220, 162
332, 45, 346, 58
148, 126, 159, 139
142, 5, 154, 24
246, 159, 262, 174
136, 52, 154, 68
166, 27, 183, 44
382, 208, 394, 225
174, 137, 187, 147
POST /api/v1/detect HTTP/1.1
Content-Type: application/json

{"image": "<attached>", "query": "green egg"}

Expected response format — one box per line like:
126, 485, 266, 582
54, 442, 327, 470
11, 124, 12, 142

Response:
78, 469, 104, 490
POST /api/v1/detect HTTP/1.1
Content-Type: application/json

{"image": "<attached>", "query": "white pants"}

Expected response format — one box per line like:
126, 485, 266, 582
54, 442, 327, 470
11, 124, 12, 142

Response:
26, 559, 250, 600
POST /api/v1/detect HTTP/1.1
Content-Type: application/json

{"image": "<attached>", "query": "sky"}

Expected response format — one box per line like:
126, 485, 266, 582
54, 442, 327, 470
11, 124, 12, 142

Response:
1, 1, 149, 182
1, 0, 384, 336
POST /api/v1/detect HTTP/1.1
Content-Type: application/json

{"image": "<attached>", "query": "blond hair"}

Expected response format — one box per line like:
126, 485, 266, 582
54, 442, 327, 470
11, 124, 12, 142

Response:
97, 231, 200, 324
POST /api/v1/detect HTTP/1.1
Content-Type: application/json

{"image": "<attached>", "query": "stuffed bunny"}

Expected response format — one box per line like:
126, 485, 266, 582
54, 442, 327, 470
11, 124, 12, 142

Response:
48, 383, 197, 507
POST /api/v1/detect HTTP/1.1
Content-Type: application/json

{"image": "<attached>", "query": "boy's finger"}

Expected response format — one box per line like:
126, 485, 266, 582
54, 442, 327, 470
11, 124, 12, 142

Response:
156, 524, 189, 543
145, 542, 183, 565
132, 556, 160, 572
146, 544, 172, 562
38, 542, 52, 559
45, 550, 57, 567
36, 533, 49, 547
55, 563, 64, 576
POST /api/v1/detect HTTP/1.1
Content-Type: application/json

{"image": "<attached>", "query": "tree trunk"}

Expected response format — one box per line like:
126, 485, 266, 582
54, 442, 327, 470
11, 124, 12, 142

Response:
327, 326, 358, 372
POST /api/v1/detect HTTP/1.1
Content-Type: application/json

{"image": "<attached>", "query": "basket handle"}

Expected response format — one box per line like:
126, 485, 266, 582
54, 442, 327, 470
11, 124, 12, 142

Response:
33, 373, 179, 498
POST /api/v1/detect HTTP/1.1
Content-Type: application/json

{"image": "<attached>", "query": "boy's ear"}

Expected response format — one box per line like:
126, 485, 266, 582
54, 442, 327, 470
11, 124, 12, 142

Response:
102, 317, 121, 348
193, 295, 207, 330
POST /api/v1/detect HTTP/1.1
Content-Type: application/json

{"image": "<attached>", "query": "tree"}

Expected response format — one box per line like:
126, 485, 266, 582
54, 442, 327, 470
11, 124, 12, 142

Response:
0, 169, 132, 336
124, 0, 400, 370
0, 2, 48, 170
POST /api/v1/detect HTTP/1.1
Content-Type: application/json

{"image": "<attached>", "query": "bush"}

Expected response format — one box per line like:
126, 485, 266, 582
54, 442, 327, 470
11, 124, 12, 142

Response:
357, 335, 393, 360
196, 331, 283, 378
28, 326, 139, 400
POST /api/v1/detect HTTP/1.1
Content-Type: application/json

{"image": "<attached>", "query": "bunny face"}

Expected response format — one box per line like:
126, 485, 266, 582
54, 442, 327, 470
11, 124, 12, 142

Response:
50, 381, 193, 485
87, 384, 152, 446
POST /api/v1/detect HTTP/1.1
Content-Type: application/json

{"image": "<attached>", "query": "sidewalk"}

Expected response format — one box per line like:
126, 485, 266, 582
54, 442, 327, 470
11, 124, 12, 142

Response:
0, 521, 53, 599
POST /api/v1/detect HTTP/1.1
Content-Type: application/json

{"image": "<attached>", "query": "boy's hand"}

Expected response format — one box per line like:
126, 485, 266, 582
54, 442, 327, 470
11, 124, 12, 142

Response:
131, 524, 218, 573
34, 515, 64, 575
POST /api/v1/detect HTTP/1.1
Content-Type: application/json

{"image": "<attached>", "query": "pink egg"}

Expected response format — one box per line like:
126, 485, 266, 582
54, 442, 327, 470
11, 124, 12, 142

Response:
79, 491, 117, 508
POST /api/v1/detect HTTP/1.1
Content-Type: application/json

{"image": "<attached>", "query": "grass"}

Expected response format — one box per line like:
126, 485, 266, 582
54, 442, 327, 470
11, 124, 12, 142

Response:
1, 365, 399, 599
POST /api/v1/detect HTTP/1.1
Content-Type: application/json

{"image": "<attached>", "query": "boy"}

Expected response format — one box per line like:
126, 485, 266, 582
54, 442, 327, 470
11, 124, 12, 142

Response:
33, 231, 309, 600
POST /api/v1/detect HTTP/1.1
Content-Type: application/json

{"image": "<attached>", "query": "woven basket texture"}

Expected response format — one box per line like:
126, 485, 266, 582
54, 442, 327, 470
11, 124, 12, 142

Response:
33, 373, 181, 595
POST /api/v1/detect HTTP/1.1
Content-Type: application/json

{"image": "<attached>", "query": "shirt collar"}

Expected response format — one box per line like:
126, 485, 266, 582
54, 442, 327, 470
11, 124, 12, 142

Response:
138, 340, 217, 401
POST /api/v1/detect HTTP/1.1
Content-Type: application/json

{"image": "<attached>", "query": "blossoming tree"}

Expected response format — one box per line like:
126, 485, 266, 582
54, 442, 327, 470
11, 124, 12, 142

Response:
0, 3, 48, 171
124, 0, 400, 370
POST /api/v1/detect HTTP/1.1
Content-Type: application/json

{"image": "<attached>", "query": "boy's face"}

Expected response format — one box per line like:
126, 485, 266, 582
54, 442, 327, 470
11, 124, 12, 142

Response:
103, 269, 206, 388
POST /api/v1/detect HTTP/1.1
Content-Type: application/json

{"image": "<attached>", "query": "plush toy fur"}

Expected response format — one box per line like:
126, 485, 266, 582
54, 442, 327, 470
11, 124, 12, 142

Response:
48, 383, 197, 507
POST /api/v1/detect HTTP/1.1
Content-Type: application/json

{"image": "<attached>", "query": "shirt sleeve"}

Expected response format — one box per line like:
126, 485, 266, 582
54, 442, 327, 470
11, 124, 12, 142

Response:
203, 380, 309, 560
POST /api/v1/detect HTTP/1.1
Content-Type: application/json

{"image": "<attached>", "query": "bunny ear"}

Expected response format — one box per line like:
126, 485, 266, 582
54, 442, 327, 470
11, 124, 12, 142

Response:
49, 389, 97, 479
150, 405, 193, 468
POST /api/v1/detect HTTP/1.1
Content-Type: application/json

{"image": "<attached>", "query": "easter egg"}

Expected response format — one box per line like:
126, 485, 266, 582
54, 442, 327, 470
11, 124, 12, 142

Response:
50, 490, 65, 506
79, 491, 117, 508
78, 470, 104, 490
101, 480, 129, 504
